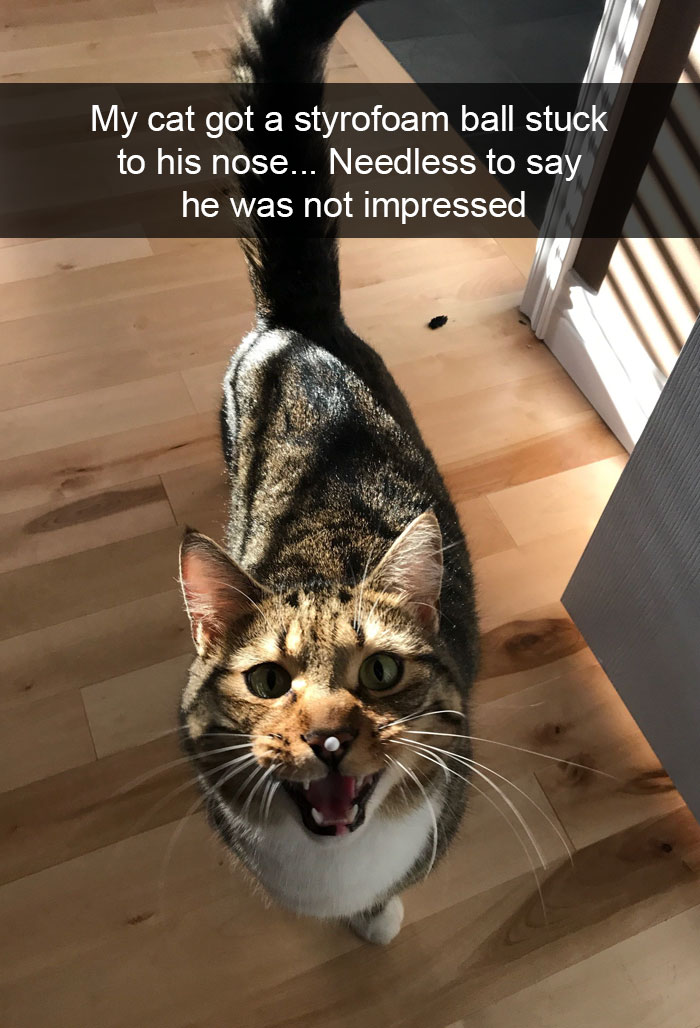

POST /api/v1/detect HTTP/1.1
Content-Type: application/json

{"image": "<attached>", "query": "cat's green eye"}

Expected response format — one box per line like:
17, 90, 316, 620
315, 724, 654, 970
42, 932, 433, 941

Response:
245, 663, 292, 699
359, 653, 402, 692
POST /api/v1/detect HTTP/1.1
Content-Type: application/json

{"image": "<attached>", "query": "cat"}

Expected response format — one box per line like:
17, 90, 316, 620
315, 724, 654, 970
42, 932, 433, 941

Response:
178, 0, 478, 945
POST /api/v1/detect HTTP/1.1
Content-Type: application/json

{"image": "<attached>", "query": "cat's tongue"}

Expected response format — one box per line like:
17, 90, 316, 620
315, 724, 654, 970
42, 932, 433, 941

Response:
306, 773, 357, 822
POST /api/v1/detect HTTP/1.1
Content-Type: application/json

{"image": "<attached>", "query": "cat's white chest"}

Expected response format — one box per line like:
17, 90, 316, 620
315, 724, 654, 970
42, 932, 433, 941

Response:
249, 796, 435, 919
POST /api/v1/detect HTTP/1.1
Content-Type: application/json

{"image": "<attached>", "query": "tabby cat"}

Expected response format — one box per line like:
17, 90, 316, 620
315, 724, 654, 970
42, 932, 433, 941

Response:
178, 0, 478, 944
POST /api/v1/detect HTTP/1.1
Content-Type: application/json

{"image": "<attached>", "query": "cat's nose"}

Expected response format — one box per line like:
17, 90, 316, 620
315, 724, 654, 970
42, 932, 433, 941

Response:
302, 727, 357, 765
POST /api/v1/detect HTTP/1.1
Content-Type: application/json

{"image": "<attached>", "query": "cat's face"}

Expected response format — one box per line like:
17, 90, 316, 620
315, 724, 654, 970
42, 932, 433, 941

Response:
179, 513, 463, 839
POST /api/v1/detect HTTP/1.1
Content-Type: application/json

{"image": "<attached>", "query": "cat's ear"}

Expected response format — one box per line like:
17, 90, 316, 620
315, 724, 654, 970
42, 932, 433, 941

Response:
369, 511, 443, 632
179, 530, 263, 655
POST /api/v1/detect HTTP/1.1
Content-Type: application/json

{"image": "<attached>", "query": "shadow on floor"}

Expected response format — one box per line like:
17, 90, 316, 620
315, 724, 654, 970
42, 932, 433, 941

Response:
361, 0, 605, 83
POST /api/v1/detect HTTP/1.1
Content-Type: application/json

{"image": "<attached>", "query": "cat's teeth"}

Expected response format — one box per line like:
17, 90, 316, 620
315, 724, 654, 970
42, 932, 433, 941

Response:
303, 780, 310, 790
357, 776, 366, 789
311, 808, 324, 825
349, 805, 359, 822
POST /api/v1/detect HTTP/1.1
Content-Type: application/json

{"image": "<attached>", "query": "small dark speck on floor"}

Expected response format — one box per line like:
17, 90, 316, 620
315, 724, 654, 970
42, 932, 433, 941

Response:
126, 911, 155, 926
428, 315, 448, 329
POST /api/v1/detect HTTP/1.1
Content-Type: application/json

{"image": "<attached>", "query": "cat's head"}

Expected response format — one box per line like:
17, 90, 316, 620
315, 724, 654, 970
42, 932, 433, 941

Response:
178, 512, 464, 840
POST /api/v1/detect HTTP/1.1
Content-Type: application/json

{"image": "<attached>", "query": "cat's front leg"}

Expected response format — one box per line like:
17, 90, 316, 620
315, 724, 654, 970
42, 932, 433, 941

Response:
348, 895, 404, 945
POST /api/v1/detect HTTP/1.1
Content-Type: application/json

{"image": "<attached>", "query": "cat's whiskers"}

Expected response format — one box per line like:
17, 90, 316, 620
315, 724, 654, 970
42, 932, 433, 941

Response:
383, 755, 411, 804
263, 780, 281, 822
391, 737, 548, 872
405, 596, 458, 630
275, 588, 287, 633
365, 591, 385, 625
222, 582, 277, 634
153, 754, 265, 874
380, 709, 465, 731
208, 752, 259, 781
156, 727, 253, 739
260, 776, 275, 821
402, 729, 618, 780
242, 764, 277, 818
397, 736, 573, 864
435, 539, 462, 557
353, 544, 376, 630
137, 755, 259, 904
398, 741, 547, 918
387, 754, 439, 876
381, 714, 614, 782
130, 750, 257, 837
114, 741, 254, 799
229, 759, 267, 803
208, 754, 259, 799
156, 788, 211, 908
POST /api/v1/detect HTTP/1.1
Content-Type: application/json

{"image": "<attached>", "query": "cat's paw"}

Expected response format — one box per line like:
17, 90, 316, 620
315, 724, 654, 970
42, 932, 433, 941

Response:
349, 896, 404, 945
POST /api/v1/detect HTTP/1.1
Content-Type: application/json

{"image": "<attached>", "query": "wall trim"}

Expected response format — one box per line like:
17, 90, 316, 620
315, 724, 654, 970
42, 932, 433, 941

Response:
541, 271, 667, 451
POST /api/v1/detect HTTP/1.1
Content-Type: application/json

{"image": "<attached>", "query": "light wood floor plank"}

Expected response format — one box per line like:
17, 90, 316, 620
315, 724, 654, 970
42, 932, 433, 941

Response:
1, 0, 156, 27
0, 26, 234, 76
160, 458, 229, 538
0, 412, 219, 516
442, 417, 625, 502
532, 675, 684, 851
488, 454, 628, 546
459, 902, 700, 1028
0, 372, 196, 462
0, 276, 250, 364
0, 240, 247, 323
391, 330, 563, 404
340, 236, 503, 292
456, 495, 516, 561
0, 689, 95, 791
343, 252, 526, 326
421, 378, 593, 470
0, 475, 175, 574
476, 601, 598, 698
0, 237, 151, 285
0, 735, 194, 888
0, 311, 252, 408
0, 819, 361, 1025
0, 589, 190, 711
0, 3, 233, 48
474, 662, 684, 846
174, 811, 700, 1028
82, 654, 192, 757
336, 12, 413, 83
0, 526, 182, 640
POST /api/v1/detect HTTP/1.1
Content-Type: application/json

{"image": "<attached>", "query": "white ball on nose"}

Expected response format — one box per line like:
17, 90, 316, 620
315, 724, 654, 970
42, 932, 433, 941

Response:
324, 736, 341, 753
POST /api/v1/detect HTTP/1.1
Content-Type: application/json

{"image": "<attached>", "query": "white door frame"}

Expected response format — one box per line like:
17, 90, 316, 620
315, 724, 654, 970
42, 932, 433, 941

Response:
521, 0, 664, 452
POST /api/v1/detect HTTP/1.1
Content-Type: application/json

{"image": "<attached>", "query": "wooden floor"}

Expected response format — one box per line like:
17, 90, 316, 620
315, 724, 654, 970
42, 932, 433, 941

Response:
2, 4, 700, 1027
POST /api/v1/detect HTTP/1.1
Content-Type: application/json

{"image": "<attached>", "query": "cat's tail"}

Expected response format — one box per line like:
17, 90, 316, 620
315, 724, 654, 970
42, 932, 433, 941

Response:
231, 0, 366, 335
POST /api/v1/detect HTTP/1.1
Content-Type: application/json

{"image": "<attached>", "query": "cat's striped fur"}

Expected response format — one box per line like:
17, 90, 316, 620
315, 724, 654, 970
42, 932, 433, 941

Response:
178, 0, 478, 944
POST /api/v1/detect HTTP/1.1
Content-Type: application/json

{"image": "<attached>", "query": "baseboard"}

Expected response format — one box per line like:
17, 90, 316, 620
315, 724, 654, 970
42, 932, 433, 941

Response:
528, 272, 667, 453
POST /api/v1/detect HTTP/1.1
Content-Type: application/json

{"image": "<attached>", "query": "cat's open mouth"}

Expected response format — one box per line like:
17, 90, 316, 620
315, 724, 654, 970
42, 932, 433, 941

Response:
283, 772, 381, 837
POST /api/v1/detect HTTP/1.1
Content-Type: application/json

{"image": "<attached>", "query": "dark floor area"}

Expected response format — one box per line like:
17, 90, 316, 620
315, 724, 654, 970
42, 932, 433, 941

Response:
360, 0, 606, 225
361, 0, 605, 83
